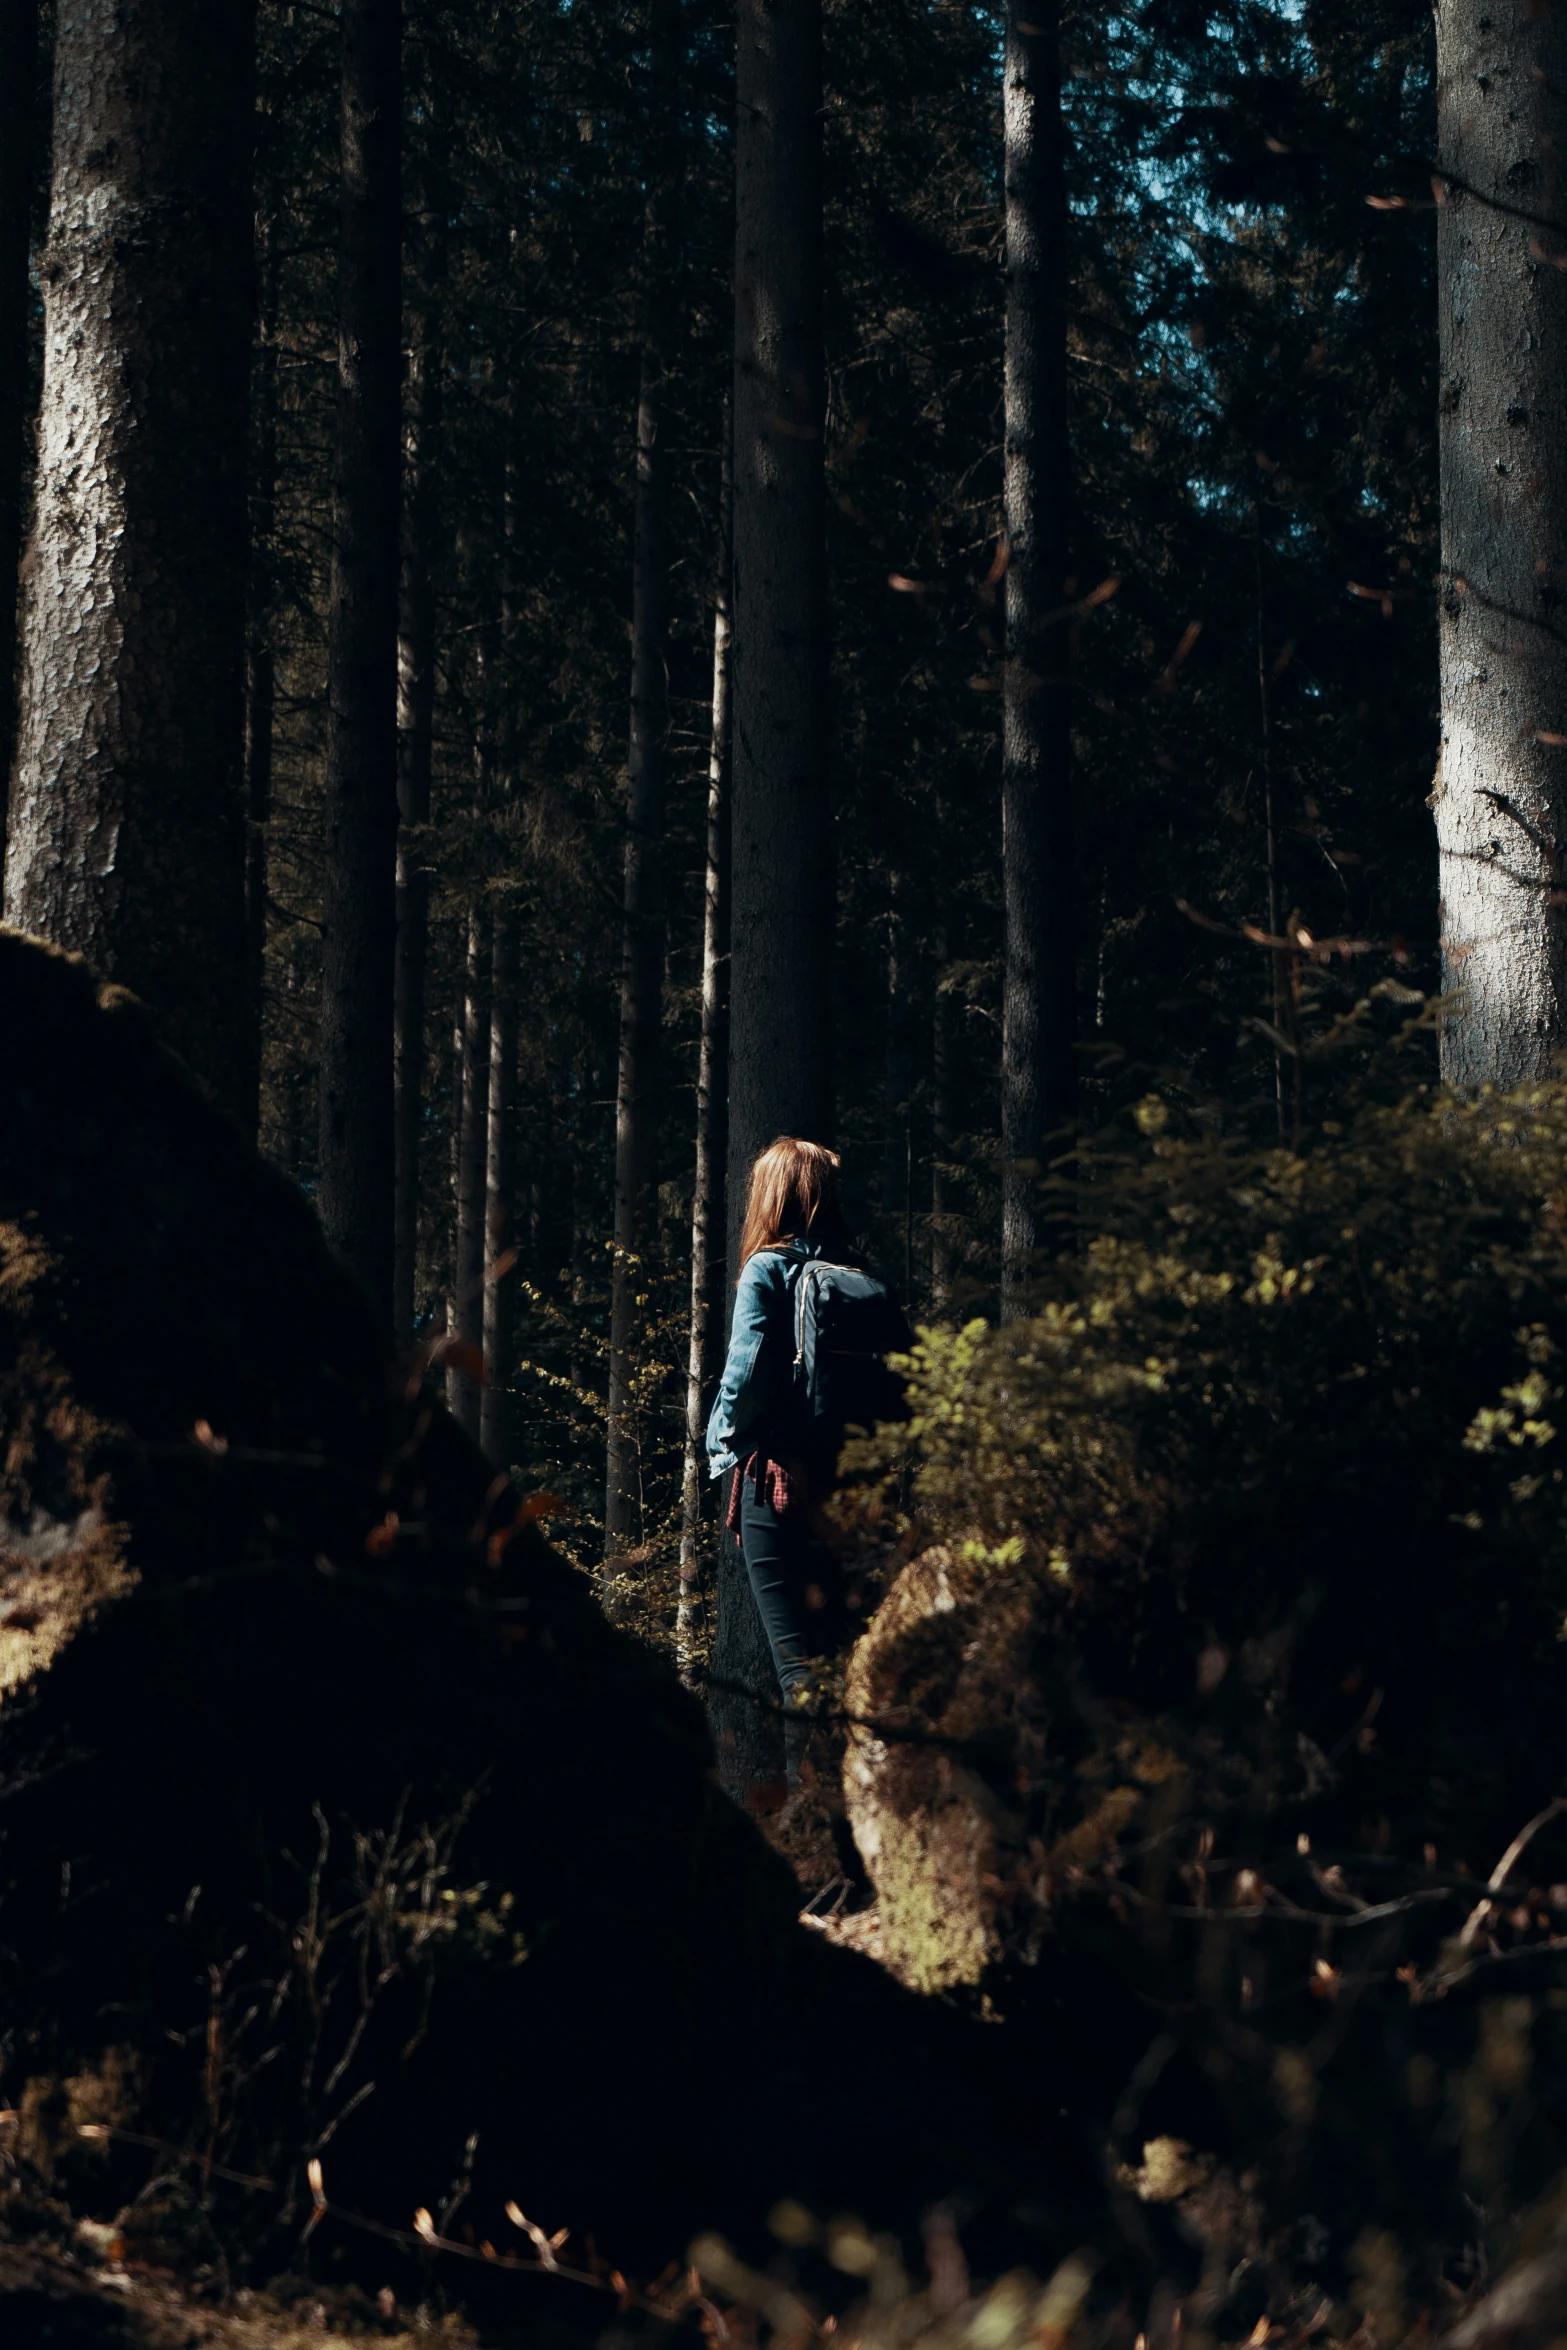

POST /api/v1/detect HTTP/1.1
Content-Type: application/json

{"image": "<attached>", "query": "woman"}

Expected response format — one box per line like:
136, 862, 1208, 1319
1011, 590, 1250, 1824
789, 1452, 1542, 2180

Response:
706, 1135, 854, 1707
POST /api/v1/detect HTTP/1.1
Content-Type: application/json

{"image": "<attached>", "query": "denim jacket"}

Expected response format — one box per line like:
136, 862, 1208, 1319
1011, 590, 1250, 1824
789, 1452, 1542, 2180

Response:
705, 1236, 832, 1479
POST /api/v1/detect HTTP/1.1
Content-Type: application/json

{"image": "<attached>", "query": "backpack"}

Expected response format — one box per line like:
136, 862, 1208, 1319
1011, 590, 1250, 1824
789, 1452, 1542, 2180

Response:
788, 1259, 913, 1458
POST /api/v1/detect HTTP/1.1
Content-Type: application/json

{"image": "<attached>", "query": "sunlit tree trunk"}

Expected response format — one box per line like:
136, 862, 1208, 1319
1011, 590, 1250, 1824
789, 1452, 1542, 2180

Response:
393, 179, 446, 1348
604, 0, 681, 1587
0, 0, 41, 861
1434, 0, 1567, 1082
678, 417, 732, 1685
480, 903, 517, 1466
318, 0, 401, 1316
714, 0, 831, 1795
4, 0, 254, 1113
999, 0, 1073, 1316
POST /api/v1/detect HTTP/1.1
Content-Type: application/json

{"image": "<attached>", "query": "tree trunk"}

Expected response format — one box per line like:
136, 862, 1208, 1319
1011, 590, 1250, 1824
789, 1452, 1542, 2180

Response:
480, 903, 517, 1467
4, 0, 255, 1114
318, 0, 401, 1318
450, 903, 489, 1440
931, 919, 955, 1311
679, 417, 733, 1685
715, 0, 832, 1795
0, 0, 41, 864
603, 333, 673, 1574
604, 0, 681, 1585
242, 216, 281, 1142
884, 869, 912, 1292
393, 191, 446, 1349
445, 1001, 462, 1341
999, 0, 1073, 1317
1434, 0, 1567, 1083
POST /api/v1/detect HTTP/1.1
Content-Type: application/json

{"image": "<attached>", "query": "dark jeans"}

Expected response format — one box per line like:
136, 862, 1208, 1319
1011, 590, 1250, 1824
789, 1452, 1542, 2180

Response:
736, 1469, 825, 1700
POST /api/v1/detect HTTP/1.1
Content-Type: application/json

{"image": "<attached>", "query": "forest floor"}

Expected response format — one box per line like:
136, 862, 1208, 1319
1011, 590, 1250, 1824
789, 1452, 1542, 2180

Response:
0, 1878, 889, 2350
0, 2234, 480, 2348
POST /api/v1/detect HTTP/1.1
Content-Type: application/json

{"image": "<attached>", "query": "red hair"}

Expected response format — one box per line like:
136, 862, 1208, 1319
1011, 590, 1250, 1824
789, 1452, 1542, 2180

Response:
737, 1137, 843, 1272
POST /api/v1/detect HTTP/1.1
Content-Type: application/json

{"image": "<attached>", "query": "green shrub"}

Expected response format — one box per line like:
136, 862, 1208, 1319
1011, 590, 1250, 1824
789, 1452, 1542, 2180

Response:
839, 1080, 1567, 2326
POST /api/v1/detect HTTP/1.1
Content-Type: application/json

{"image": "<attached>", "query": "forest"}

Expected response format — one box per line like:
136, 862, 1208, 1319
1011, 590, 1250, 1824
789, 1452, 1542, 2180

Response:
8, 0, 1567, 2344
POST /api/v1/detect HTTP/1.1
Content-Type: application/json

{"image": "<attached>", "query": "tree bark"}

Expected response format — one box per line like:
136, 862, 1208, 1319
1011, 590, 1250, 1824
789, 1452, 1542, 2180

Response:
318, 0, 401, 1318
714, 0, 832, 1794
480, 903, 517, 1467
242, 215, 281, 1142
603, 332, 673, 1572
1434, 0, 1567, 1084
0, 0, 41, 864
449, 902, 489, 1440
679, 417, 733, 1685
604, 0, 681, 1583
4, 0, 255, 1115
445, 1001, 462, 1342
393, 187, 446, 1349
999, 0, 1073, 1317
884, 869, 912, 1292
931, 919, 955, 1311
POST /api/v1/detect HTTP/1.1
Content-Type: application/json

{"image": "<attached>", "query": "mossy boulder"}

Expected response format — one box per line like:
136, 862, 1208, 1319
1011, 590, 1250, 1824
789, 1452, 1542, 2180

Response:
844, 1546, 1037, 1994
0, 928, 1066, 2291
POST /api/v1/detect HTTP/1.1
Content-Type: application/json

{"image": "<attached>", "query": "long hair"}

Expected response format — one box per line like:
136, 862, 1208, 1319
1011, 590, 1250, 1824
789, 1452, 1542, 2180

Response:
737, 1137, 843, 1273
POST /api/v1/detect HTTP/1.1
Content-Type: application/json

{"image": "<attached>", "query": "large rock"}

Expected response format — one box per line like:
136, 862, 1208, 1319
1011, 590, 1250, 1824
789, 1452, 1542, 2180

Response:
0, 931, 1075, 2292
844, 1547, 1038, 1996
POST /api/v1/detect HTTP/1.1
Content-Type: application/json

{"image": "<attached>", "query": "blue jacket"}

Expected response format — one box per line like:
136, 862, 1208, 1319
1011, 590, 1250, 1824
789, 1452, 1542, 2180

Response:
705, 1236, 832, 1479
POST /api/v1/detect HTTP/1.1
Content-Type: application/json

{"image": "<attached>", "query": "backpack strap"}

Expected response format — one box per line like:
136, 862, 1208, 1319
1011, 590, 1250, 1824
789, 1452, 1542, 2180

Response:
794, 1261, 821, 1367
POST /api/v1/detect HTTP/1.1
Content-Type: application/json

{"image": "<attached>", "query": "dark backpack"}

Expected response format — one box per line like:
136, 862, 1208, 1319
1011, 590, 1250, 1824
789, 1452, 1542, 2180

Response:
789, 1259, 913, 1457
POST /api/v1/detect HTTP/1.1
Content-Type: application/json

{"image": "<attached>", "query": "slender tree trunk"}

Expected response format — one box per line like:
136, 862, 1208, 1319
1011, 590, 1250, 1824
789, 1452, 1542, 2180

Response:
450, 903, 489, 1439
603, 331, 673, 1574
604, 0, 681, 1586
0, 0, 41, 862
318, 0, 401, 1317
884, 869, 912, 1291
393, 195, 446, 1348
480, 903, 516, 1466
242, 216, 281, 1141
715, 0, 831, 1796
932, 918, 955, 1311
999, 0, 1073, 1317
4, 0, 255, 1113
678, 419, 733, 1684
1434, 0, 1567, 1082
445, 1000, 463, 1349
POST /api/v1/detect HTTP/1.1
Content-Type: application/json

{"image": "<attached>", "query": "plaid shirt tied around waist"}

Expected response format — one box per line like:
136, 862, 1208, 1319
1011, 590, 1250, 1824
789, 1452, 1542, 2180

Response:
724, 1450, 804, 1532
